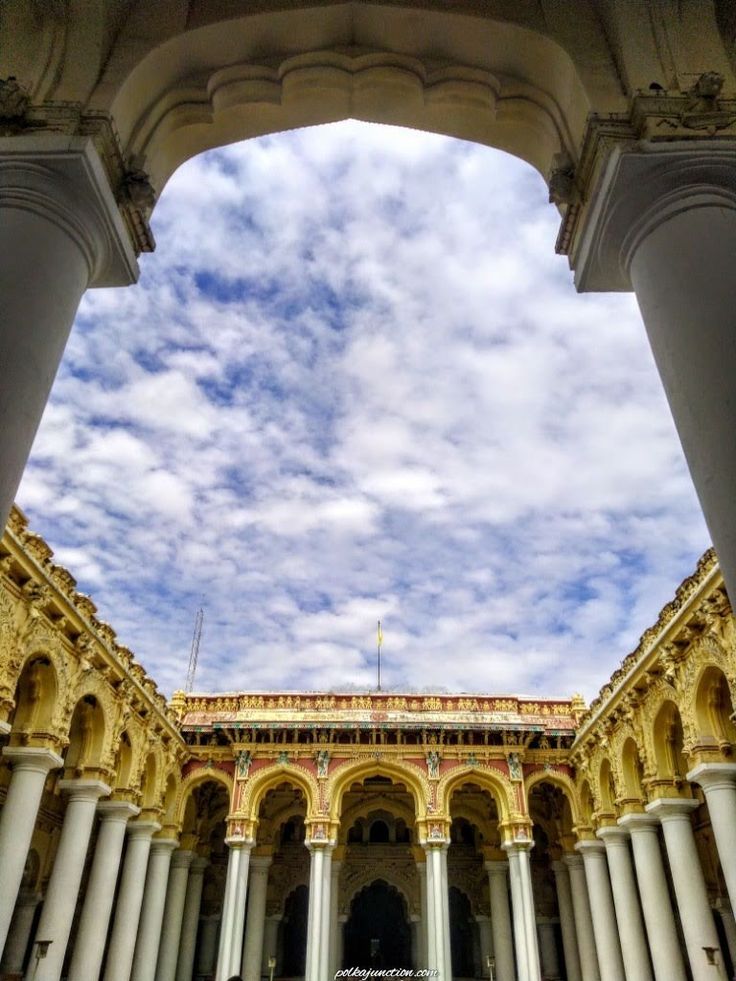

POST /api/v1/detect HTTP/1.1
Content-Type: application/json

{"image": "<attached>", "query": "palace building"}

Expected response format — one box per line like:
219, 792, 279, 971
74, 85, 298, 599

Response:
1, 508, 736, 981
4, 4, 736, 981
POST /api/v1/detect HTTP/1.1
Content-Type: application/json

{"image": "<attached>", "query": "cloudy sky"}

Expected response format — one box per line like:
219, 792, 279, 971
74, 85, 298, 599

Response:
18, 121, 709, 701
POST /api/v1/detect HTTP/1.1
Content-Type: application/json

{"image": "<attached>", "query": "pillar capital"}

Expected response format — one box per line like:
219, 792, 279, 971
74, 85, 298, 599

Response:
562, 853, 584, 870
250, 854, 273, 871
596, 825, 630, 845
484, 859, 509, 875
2, 745, 63, 773
127, 819, 161, 840
190, 856, 210, 874
97, 799, 140, 822
645, 797, 699, 822
574, 839, 606, 855
618, 812, 659, 833
501, 839, 533, 855
150, 836, 180, 854
170, 848, 195, 870
687, 761, 736, 789
58, 777, 111, 802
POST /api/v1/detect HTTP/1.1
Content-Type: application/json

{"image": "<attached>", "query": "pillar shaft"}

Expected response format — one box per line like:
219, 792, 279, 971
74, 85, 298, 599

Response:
618, 814, 687, 981
0, 891, 40, 976
242, 856, 272, 981
197, 915, 221, 977
576, 841, 624, 981
328, 860, 342, 979
537, 920, 560, 981
131, 837, 178, 981
485, 861, 515, 981
688, 764, 736, 919
505, 843, 541, 981
563, 854, 600, 981
425, 842, 452, 981
305, 842, 334, 981
476, 916, 492, 978
0, 747, 62, 955
68, 800, 139, 981
28, 778, 110, 981
175, 857, 208, 981
262, 916, 282, 977
646, 799, 727, 981
551, 861, 582, 981
155, 848, 195, 981
417, 861, 428, 971
104, 821, 160, 981
597, 827, 653, 981
215, 839, 253, 981
0, 137, 138, 531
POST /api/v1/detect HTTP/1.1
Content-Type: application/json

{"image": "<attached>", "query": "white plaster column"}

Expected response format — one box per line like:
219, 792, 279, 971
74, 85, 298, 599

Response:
714, 900, 736, 971
0, 746, 62, 954
646, 799, 727, 981
0, 136, 139, 531
417, 859, 428, 971
305, 843, 328, 981
216, 838, 253, 981
596, 827, 653, 981
411, 916, 421, 972
536, 920, 560, 981
0, 891, 40, 976
505, 843, 541, 981
242, 856, 272, 981
328, 858, 342, 979
67, 799, 140, 981
198, 915, 221, 978
155, 848, 195, 981
485, 860, 515, 981
131, 837, 179, 981
262, 915, 282, 977
337, 914, 348, 977
423, 840, 452, 981
104, 820, 161, 981
175, 857, 209, 981
617, 813, 687, 981
562, 854, 600, 981
688, 764, 736, 916
575, 841, 624, 981
476, 916, 492, 978
551, 861, 582, 981
27, 778, 110, 981
571, 143, 736, 603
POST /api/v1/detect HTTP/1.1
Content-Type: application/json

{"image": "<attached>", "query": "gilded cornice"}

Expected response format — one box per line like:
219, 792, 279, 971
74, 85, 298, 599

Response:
1, 505, 183, 748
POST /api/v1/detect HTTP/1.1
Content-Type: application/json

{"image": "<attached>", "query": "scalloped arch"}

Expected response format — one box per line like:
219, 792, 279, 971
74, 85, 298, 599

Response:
328, 757, 427, 822
240, 764, 320, 822
437, 764, 513, 823
525, 769, 581, 827
175, 765, 234, 826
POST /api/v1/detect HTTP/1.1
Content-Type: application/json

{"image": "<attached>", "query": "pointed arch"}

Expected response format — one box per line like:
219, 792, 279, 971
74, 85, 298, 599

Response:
328, 758, 426, 823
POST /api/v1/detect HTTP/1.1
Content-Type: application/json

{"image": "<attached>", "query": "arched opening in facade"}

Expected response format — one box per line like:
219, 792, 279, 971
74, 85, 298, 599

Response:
344, 879, 412, 970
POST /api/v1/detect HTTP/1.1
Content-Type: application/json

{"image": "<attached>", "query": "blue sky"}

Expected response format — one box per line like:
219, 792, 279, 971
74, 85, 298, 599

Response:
18, 121, 709, 700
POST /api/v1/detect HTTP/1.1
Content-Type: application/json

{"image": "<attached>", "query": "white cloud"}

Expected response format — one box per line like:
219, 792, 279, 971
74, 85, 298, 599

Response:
17, 121, 709, 701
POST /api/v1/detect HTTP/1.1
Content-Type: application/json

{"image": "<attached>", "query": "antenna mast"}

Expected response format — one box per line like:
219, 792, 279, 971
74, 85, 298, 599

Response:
186, 607, 204, 693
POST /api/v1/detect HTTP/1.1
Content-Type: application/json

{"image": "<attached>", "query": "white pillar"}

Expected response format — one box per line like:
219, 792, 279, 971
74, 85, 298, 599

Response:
617, 814, 687, 981
485, 861, 515, 981
198, 915, 221, 978
26, 778, 110, 981
714, 900, 736, 971
504, 843, 541, 981
104, 820, 161, 981
262, 915, 282, 977
319, 847, 333, 981
424, 841, 452, 981
646, 798, 727, 981
563, 854, 600, 981
575, 841, 624, 981
551, 861, 582, 981
411, 916, 421, 971
216, 839, 253, 981
0, 136, 138, 530
688, 764, 736, 918
131, 837, 178, 981
572, 144, 736, 603
242, 856, 272, 981
68, 799, 139, 981
155, 849, 195, 981
329, 859, 342, 979
305, 844, 326, 981
175, 856, 208, 981
417, 860, 429, 971
537, 920, 560, 981
0, 746, 62, 954
0, 891, 40, 976
596, 827, 653, 981
476, 916, 492, 978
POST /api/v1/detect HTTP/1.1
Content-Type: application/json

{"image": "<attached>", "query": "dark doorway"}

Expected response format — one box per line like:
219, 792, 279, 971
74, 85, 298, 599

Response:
449, 886, 476, 978
344, 880, 412, 969
281, 884, 309, 977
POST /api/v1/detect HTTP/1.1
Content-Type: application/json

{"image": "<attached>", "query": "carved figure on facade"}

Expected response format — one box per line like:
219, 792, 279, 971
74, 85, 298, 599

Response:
426, 750, 441, 778
237, 749, 253, 779
314, 749, 330, 777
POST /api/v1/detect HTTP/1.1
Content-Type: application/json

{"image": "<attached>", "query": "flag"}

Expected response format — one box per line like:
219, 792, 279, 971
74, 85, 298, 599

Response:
377, 620, 383, 648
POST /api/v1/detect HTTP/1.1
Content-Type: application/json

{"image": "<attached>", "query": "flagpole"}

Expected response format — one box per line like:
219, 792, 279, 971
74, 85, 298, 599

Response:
377, 619, 382, 692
